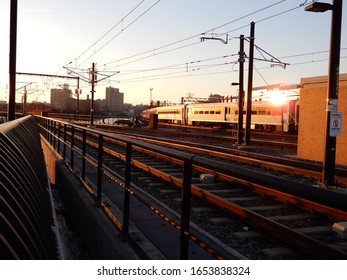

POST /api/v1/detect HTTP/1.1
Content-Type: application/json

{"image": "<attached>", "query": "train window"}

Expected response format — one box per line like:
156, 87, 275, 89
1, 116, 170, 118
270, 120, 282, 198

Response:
251, 110, 257, 115
204, 111, 209, 114
235, 110, 238, 114
199, 111, 203, 114
258, 110, 266, 115
210, 111, 215, 114
216, 111, 221, 114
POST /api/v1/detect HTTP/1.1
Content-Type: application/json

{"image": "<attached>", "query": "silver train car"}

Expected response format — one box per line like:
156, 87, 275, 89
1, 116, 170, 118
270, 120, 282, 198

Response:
142, 99, 299, 133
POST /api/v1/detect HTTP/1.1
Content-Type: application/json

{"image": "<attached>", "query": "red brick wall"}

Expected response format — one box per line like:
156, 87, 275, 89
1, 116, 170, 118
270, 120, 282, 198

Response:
298, 74, 347, 166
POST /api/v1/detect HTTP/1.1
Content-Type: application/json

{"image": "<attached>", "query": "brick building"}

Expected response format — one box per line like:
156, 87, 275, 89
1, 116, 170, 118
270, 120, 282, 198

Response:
50, 84, 72, 111
298, 73, 347, 166
105, 87, 124, 112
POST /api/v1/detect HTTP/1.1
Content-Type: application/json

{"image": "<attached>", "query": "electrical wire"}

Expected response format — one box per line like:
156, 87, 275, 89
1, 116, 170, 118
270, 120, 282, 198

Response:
110, 50, 346, 85
54, 1, 344, 93
80, 1, 145, 62
66, 0, 146, 67
101, 0, 290, 69
111, 54, 237, 76
77, 0, 162, 67
101, 0, 313, 76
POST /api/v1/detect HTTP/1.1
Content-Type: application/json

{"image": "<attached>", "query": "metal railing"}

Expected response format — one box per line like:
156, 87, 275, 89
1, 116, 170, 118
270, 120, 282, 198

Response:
34, 115, 220, 260
33, 115, 347, 260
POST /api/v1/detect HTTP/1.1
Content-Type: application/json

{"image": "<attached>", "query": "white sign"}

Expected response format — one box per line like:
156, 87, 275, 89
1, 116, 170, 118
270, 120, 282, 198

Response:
327, 99, 338, 112
330, 112, 342, 137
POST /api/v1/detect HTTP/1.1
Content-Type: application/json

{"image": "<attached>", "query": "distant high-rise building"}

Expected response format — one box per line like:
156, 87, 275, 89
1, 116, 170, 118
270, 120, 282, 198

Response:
105, 87, 124, 112
51, 84, 71, 110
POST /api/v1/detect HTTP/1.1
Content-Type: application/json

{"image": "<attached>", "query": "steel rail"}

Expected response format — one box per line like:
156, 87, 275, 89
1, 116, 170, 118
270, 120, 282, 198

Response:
108, 132, 347, 187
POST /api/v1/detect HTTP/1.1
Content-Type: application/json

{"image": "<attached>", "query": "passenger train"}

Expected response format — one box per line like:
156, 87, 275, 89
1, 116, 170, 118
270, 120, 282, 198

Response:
142, 99, 299, 133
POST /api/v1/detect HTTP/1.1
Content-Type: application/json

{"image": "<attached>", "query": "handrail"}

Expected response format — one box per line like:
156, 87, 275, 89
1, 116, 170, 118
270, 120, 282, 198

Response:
1, 116, 59, 259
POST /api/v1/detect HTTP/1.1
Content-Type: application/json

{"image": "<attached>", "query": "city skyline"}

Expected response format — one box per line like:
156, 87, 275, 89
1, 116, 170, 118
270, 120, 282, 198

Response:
0, 0, 346, 105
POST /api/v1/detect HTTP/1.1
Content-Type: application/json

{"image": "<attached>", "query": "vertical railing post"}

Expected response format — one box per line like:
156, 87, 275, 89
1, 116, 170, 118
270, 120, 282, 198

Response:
48, 120, 52, 145
70, 126, 75, 169
63, 124, 67, 160
45, 118, 48, 140
42, 118, 45, 139
122, 142, 132, 236
82, 129, 86, 182
97, 134, 103, 207
57, 122, 61, 154
180, 156, 193, 260
53, 121, 57, 149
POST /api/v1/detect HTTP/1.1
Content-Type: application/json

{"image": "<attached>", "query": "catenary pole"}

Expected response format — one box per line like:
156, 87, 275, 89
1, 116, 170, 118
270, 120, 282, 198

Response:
90, 63, 96, 127
237, 35, 245, 144
245, 22, 255, 145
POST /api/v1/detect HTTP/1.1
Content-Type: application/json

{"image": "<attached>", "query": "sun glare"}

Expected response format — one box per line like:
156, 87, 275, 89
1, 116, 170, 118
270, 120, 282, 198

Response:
270, 91, 287, 105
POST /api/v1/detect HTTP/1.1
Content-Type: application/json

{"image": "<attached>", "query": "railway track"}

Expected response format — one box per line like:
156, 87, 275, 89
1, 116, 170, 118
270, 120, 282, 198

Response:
37, 117, 347, 259
94, 126, 347, 188
77, 120, 298, 150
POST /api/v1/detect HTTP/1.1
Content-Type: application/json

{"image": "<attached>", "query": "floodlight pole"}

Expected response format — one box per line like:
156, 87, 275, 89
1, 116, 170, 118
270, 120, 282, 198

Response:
305, 0, 342, 186
8, 0, 18, 121
322, 0, 343, 187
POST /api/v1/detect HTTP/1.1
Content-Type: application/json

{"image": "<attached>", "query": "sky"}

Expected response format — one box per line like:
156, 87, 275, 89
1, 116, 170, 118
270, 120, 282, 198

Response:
0, 0, 346, 105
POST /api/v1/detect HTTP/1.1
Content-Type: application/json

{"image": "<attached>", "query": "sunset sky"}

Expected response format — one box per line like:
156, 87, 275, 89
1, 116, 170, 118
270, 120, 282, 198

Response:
0, 0, 346, 105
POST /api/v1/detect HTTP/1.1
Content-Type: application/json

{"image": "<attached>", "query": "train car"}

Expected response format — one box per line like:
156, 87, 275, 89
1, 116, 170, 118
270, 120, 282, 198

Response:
141, 98, 299, 133
186, 99, 299, 132
142, 104, 187, 124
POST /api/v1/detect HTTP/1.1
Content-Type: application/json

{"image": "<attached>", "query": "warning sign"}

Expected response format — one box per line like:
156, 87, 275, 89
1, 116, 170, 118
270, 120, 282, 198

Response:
330, 112, 342, 137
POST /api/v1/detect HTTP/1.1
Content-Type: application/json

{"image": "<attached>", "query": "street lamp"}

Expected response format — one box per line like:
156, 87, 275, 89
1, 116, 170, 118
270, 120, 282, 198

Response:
305, 0, 343, 186
305, 2, 333, 12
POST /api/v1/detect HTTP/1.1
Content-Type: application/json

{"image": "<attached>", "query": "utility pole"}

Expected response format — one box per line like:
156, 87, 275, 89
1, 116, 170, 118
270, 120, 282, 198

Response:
305, 0, 343, 186
8, 0, 18, 121
245, 22, 255, 145
237, 35, 245, 144
322, 0, 343, 186
75, 77, 80, 120
22, 86, 27, 115
90, 63, 96, 128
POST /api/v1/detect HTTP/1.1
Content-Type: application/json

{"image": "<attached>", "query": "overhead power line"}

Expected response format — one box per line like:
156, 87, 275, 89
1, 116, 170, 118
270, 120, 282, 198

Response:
110, 49, 346, 85
75, 1, 145, 63
58, 1, 340, 89
101, 0, 309, 71
75, 0, 162, 68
